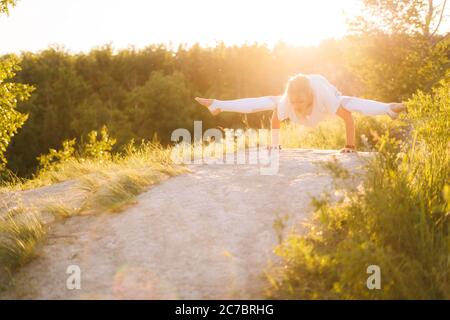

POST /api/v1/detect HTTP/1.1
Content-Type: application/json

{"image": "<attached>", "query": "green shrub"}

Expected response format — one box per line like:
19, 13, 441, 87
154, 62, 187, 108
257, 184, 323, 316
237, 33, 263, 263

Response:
37, 126, 116, 172
82, 125, 116, 159
37, 138, 76, 171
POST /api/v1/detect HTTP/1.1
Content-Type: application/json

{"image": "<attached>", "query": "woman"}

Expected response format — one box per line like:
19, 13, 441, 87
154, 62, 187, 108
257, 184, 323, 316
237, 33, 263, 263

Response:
195, 74, 406, 153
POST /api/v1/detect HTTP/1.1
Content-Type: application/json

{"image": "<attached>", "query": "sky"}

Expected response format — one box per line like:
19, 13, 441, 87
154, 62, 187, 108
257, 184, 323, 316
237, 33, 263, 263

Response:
0, 0, 363, 54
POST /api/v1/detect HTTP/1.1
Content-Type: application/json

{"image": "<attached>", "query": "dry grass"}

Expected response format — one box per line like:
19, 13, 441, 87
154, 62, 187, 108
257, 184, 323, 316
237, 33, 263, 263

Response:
0, 142, 187, 290
0, 206, 46, 290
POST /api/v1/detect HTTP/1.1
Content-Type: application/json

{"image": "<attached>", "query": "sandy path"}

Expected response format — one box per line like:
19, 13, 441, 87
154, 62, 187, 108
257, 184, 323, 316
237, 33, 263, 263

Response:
2, 149, 370, 299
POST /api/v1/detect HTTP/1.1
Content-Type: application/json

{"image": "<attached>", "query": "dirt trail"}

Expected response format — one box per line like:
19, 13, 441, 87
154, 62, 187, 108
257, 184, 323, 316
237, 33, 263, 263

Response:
2, 149, 370, 299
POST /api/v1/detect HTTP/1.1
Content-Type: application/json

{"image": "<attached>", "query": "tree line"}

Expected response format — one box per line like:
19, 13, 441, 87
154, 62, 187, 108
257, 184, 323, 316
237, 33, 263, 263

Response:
3, 41, 360, 176
1, 0, 449, 177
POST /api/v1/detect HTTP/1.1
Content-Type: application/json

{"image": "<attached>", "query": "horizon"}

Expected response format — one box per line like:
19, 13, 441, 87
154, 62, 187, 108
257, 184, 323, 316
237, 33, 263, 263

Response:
0, 0, 363, 54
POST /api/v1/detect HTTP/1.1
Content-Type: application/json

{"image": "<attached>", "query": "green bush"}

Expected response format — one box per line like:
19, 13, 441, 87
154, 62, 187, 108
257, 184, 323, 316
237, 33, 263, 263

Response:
37, 138, 76, 171
37, 126, 116, 172
82, 125, 116, 159
267, 78, 450, 299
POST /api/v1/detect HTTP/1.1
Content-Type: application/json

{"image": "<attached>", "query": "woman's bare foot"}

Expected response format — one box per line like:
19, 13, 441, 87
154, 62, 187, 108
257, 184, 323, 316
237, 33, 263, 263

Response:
388, 103, 407, 119
195, 97, 221, 115
195, 97, 213, 107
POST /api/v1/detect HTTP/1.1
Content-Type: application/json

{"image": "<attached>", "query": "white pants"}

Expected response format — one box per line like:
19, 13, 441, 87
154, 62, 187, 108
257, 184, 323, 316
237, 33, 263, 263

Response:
210, 96, 278, 113
210, 95, 392, 116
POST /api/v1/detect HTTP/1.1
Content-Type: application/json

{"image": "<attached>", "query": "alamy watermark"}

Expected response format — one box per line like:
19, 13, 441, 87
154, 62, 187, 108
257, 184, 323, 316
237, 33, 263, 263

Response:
366, 265, 381, 290
170, 121, 280, 175
66, 265, 81, 290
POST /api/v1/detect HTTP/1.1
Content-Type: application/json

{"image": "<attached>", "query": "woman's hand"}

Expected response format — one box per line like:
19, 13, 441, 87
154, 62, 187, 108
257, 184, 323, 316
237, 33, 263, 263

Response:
340, 146, 357, 153
336, 106, 356, 152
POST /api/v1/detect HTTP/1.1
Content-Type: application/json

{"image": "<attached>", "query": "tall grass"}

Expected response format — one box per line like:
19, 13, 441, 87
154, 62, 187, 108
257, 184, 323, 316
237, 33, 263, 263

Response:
0, 207, 46, 290
17, 138, 182, 190
280, 114, 399, 151
266, 78, 450, 299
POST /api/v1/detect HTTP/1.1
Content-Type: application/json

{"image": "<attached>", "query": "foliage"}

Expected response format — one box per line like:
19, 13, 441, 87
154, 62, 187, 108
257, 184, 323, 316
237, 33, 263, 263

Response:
348, 0, 450, 101
406, 71, 450, 147
37, 138, 76, 171
0, 2, 33, 176
0, 55, 33, 170
351, 0, 448, 37
37, 126, 117, 172
0, 0, 16, 15
83, 125, 116, 159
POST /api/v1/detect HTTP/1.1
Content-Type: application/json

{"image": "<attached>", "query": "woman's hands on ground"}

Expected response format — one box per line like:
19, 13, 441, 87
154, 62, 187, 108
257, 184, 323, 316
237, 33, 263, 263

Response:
340, 147, 357, 153
267, 145, 282, 151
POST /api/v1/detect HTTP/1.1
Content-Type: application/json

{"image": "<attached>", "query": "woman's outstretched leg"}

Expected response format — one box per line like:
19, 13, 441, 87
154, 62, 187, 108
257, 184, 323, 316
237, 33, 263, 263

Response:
340, 96, 406, 119
195, 96, 279, 115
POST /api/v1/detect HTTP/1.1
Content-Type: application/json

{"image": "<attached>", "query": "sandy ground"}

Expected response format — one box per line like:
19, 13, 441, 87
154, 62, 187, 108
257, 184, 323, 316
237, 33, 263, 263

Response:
1, 149, 370, 299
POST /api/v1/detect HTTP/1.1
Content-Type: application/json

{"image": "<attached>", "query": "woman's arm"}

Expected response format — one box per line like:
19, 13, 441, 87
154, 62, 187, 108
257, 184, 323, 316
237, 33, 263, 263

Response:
271, 109, 281, 129
336, 106, 356, 152
270, 110, 281, 149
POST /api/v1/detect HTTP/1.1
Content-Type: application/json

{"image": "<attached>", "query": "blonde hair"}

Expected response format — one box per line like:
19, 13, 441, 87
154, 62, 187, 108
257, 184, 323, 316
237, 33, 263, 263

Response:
286, 74, 314, 118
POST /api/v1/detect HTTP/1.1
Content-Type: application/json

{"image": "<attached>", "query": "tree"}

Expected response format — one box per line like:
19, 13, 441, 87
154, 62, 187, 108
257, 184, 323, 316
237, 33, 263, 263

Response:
351, 0, 449, 40
348, 0, 450, 101
0, 1, 33, 171
126, 71, 207, 143
0, 0, 16, 15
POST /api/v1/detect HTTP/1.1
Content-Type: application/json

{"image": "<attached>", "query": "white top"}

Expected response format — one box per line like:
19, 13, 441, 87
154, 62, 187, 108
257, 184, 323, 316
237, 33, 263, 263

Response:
277, 74, 342, 127
210, 74, 342, 128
